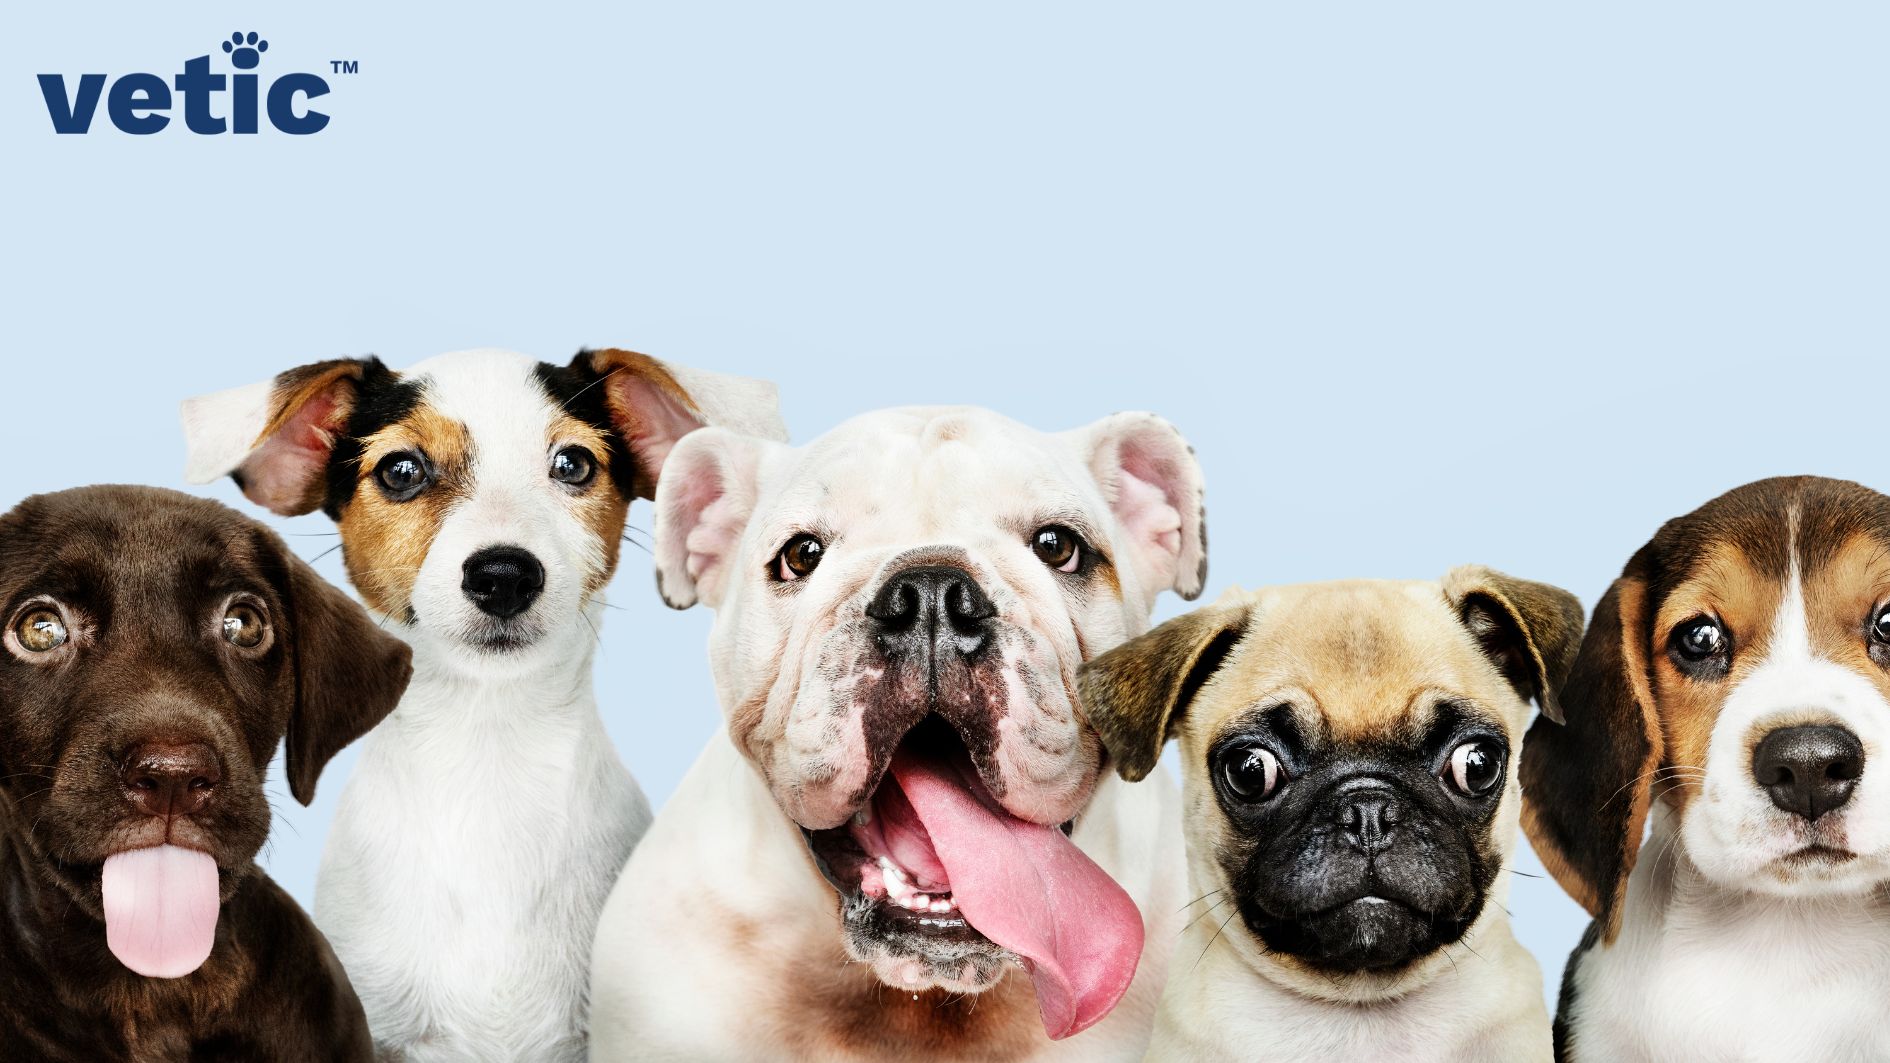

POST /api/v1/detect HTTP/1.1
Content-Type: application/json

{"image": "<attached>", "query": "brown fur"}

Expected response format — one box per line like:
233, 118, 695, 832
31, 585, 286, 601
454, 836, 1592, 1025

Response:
0, 486, 411, 1062
780, 944, 1041, 1063
546, 409, 631, 595
250, 360, 374, 516
335, 402, 472, 619
587, 348, 701, 500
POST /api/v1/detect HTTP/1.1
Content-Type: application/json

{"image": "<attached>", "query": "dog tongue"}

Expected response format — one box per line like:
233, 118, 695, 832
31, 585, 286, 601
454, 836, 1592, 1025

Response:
101, 845, 220, 978
886, 751, 1143, 1040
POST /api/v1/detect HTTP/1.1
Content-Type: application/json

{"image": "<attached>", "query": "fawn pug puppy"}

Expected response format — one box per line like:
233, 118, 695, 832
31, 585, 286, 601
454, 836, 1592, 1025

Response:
1079, 569, 1581, 1062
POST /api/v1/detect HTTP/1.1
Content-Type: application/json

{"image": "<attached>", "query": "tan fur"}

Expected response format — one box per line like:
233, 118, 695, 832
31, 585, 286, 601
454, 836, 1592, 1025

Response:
587, 349, 701, 499
1078, 571, 1567, 1059
545, 409, 630, 595
336, 402, 472, 618
779, 952, 1040, 1063
1805, 533, 1890, 701
255, 360, 370, 514
1647, 544, 1783, 815
1213, 582, 1516, 749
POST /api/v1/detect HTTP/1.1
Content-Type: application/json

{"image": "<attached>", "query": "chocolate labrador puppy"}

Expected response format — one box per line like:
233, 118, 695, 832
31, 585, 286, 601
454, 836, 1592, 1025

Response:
0, 485, 412, 1061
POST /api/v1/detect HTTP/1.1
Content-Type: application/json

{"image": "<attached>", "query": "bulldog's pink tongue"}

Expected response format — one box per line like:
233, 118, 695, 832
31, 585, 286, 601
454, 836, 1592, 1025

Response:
886, 752, 1143, 1040
101, 845, 220, 978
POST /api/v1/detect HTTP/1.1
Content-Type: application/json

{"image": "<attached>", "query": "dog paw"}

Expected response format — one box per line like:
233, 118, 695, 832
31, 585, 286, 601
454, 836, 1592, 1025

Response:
221, 31, 269, 70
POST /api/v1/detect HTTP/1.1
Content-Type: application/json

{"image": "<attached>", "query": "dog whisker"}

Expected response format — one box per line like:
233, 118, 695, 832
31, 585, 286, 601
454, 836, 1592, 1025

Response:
1190, 909, 1241, 973
1178, 887, 1225, 913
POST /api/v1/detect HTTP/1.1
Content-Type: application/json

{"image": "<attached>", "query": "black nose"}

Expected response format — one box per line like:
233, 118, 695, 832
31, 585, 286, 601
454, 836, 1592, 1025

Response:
1333, 784, 1405, 856
866, 565, 997, 661
122, 742, 222, 818
461, 546, 545, 619
1752, 725, 1865, 821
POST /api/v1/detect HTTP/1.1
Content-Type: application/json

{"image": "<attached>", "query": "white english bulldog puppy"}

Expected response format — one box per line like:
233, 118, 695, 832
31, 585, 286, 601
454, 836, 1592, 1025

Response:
589, 406, 1207, 1062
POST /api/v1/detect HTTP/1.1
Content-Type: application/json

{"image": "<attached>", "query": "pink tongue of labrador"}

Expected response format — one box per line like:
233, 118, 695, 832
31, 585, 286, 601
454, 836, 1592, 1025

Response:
886, 751, 1143, 1040
101, 845, 220, 978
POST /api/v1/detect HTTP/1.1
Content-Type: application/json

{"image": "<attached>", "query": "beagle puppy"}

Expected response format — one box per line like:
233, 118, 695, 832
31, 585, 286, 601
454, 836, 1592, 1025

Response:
1079, 568, 1583, 1062
1523, 476, 1890, 1062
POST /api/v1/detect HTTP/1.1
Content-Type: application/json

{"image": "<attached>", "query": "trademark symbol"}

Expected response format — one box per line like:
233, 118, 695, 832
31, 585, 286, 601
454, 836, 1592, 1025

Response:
330, 60, 359, 74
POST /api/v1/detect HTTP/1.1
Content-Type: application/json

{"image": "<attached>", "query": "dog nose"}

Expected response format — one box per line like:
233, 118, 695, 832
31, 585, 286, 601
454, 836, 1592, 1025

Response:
461, 546, 545, 619
1752, 725, 1865, 821
866, 565, 997, 660
121, 742, 222, 818
1334, 785, 1404, 856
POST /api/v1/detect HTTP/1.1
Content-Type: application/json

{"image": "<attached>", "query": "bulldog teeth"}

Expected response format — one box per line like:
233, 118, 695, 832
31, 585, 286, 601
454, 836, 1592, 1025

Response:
853, 807, 872, 828
872, 854, 956, 913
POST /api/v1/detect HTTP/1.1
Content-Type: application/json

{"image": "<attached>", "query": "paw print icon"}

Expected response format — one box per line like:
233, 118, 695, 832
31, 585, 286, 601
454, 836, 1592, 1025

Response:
222, 31, 268, 70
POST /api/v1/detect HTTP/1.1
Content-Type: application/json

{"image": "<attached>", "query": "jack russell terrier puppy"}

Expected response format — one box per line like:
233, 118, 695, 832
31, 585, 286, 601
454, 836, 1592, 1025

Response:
588, 406, 1208, 1061
180, 348, 786, 1062
1078, 569, 1582, 1062
1523, 476, 1890, 1062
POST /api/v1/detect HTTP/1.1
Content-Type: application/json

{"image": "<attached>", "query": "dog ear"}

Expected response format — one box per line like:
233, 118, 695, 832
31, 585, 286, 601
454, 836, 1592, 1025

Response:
582, 348, 788, 500
280, 551, 413, 805
1077, 602, 1249, 781
1519, 574, 1662, 943
1442, 565, 1586, 725
1070, 413, 1208, 604
651, 427, 783, 610
181, 358, 384, 516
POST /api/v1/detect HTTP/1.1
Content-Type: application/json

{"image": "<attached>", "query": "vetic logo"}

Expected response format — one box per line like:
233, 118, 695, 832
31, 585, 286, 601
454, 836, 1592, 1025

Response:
37, 31, 348, 135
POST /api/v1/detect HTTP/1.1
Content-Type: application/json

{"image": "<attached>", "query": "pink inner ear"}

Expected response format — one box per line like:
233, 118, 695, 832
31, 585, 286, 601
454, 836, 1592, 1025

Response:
610, 373, 708, 482
657, 462, 744, 607
240, 390, 345, 515
1114, 444, 1185, 567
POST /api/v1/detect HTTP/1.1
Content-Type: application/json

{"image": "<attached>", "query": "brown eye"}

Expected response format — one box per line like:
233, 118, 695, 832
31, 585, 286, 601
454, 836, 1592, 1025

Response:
222, 603, 267, 649
774, 535, 824, 581
375, 451, 431, 501
16, 608, 67, 652
1031, 525, 1082, 573
550, 446, 596, 486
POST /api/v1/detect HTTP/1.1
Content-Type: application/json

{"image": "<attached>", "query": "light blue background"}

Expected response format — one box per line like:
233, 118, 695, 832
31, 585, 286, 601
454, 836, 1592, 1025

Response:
5, 1, 1885, 1008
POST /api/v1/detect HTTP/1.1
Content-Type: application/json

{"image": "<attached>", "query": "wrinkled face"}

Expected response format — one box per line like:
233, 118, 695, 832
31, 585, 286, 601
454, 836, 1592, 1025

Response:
1178, 583, 1525, 995
664, 406, 1204, 996
0, 490, 294, 914
321, 350, 632, 669
1644, 493, 1890, 897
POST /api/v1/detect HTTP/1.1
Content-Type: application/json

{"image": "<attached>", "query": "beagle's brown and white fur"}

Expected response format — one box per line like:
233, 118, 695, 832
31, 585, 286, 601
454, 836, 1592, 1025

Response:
1524, 476, 1890, 1063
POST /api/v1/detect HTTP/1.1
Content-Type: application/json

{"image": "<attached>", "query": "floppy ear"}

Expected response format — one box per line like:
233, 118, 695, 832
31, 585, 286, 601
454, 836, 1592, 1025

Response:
1442, 565, 1586, 725
651, 427, 780, 610
1071, 413, 1208, 604
280, 552, 413, 805
181, 358, 384, 516
1076, 602, 1249, 781
582, 348, 788, 500
1519, 574, 1662, 942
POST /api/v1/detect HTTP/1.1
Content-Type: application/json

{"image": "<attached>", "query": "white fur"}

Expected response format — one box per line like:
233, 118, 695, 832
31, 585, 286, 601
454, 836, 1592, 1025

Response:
183, 348, 786, 1061
591, 734, 1183, 1063
1566, 558, 1890, 1061
304, 351, 652, 1062
590, 406, 1203, 1061
1152, 890, 1547, 1063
